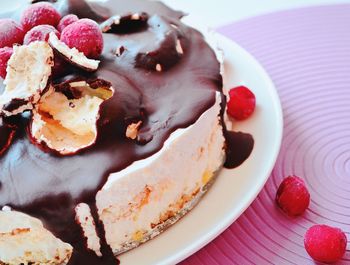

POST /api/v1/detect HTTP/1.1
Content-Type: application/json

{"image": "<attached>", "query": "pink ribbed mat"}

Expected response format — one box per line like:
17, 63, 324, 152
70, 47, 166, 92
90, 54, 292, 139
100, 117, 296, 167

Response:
181, 4, 350, 265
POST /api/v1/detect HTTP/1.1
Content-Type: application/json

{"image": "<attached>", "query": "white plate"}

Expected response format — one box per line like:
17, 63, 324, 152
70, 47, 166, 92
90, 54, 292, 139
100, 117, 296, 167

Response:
119, 33, 283, 265
0, 2, 283, 264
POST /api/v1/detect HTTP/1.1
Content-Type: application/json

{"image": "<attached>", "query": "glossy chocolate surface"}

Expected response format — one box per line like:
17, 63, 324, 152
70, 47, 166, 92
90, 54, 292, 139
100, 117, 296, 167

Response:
224, 131, 254, 168
0, 0, 222, 264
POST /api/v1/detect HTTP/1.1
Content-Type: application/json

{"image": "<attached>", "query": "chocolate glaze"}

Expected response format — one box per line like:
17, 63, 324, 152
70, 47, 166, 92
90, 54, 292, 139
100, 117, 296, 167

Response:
100, 13, 149, 35
0, 118, 16, 157
0, 0, 222, 264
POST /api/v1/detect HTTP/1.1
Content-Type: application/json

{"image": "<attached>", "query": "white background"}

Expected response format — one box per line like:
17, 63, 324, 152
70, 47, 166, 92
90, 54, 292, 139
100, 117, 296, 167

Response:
163, 0, 350, 28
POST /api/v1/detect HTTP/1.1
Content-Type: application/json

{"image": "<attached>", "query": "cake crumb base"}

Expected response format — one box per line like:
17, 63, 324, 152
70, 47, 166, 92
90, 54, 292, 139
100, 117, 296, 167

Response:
114, 168, 221, 256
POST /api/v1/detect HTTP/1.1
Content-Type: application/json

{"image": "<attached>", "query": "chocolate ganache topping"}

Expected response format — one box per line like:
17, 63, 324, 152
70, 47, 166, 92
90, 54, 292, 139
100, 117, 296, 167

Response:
0, 0, 225, 264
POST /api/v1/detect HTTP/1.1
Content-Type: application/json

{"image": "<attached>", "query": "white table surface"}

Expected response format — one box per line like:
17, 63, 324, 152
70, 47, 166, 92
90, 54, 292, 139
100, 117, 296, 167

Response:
163, 0, 350, 28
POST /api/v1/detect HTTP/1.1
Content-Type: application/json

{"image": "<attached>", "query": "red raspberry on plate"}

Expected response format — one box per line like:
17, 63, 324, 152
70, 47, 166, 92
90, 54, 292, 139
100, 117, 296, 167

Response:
304, 224, 347, 263
227, 86, 256, 120
0, 19, 25, 48
275, 175, 310, 216
61, 18, 103, 59
23, 24, 60, 45
0, 47, 13, 79
57, 14, 79, 32
21, 2, 61, 31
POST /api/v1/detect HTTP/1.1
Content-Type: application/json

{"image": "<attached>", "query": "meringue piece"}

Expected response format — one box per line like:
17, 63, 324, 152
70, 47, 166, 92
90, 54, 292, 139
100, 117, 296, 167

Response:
48, 32, 100, 72
75, 203, 102, 257
0, 41, 53, 116
30, 81, 113, 155
0, 210, 72, 265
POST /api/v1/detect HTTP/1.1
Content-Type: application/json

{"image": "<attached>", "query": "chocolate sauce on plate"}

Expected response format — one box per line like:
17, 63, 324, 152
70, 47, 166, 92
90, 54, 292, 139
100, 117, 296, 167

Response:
224, 131, 254, 168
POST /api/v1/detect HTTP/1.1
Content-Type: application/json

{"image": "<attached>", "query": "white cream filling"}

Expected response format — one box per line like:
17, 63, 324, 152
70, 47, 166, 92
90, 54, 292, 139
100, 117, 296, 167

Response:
96, 92, 225, 251
0, 210, 72, 265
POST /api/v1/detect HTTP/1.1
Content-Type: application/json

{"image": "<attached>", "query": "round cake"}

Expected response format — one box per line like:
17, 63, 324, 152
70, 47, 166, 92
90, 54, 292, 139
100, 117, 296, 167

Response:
0, 0, 253, 264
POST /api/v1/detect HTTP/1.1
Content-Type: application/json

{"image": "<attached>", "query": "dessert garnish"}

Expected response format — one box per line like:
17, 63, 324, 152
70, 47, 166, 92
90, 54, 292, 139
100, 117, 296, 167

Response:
21, 2, 61, 31
60, 18, 103, 59
126, 121, 142, 140
275, 175, 310, 217
0, 41, 53, 116
30, 80, 113, 155
0, 19, 25, 49
0, 47, 13, 79
227, 86, 256, 120
304, 224, 347, 263
23, 24, 60, 44
275, 177, 346, 262
57, 14, 79, 32
48, 32, 100, 71
223, 85, 256, 168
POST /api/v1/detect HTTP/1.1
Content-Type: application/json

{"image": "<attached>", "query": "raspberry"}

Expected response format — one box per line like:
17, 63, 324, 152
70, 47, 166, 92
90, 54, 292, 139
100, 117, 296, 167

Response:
0, 19, 25, 48
23, 25, 60, 45
227, 86, 256, 120
0, 47, 13, 79
304, 225, 347, 263
57, 14, 79, 32
21, 2, 61, 32
61, 19, 103, 59
275, 175, 310, 216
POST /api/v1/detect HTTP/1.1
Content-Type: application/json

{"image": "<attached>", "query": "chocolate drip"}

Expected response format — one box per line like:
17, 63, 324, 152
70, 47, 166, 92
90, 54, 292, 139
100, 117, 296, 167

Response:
218, 94, 255, 169
224, 131, 254, 168
0, 0, 222, 264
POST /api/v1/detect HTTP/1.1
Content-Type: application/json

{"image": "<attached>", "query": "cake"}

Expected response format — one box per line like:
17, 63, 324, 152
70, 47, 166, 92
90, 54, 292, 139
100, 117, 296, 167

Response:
0, 0, 253, 264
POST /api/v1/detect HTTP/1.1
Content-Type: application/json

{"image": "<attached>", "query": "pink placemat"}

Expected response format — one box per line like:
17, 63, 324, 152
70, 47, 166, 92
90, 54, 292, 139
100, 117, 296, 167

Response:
181, 4, 350, 265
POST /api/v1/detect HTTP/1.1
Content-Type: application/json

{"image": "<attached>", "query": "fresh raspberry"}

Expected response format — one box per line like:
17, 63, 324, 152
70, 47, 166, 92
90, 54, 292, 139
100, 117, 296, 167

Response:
61, 18, 103, 59
23, 25, 60, 45
0, 19, 25, 48
57, 14, 79, 32
275, 175, 310, 216
0, 47, 13, 79
21, 2, 61, 32
227, 86, 256, 120
304, 225, 347, 263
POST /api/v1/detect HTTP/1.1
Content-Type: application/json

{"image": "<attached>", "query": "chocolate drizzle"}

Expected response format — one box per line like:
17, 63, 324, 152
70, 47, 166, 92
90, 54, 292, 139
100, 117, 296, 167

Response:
0, 0, 222, 264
